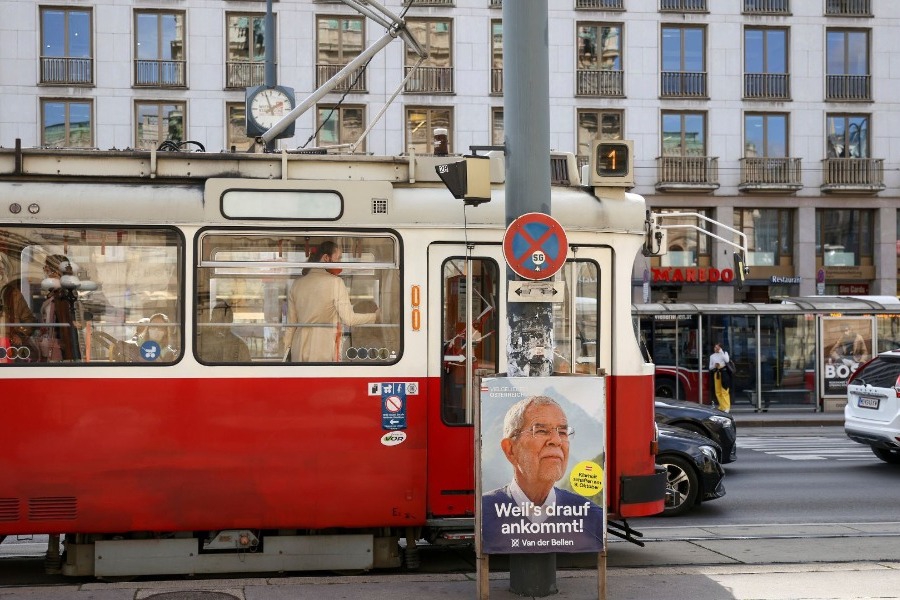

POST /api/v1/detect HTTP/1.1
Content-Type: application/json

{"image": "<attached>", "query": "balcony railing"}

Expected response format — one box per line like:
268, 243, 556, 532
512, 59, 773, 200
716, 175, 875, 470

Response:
656, 156, 719, 191
821, 158, 884, 193
738, 157, 802, 191
576, 0, 625, 9
661, 71, 707, 98
226, 61, 266, 89
489, 0, 502, 7
491, 67, 503, 95
660, 0, 708, 12
134, 59, 186, 87
317, 63, 368, 93
404, 0, 455, 5
576, 69, 624, 97
825, 0, 871, 16
40, 57, 93, 85
404, 66, 454, 94
744, 73, 790, 100
743, 0, 790, 14
826, 74, 871, 101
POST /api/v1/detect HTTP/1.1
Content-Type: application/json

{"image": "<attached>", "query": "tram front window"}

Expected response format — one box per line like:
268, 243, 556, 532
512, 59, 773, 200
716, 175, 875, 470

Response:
553, 261, 600, 375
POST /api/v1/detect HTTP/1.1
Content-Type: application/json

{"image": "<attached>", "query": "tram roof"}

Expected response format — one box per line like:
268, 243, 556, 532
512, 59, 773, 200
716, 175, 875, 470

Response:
633, 296, 900, 316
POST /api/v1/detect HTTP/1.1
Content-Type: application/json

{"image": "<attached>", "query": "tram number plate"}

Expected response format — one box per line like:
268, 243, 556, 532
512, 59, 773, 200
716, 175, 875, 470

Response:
858, 396, 880, 410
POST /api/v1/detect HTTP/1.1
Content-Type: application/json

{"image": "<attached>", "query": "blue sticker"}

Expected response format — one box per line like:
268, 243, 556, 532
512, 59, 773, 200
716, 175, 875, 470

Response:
381, 382, 407, 430
140, 340, 161, 361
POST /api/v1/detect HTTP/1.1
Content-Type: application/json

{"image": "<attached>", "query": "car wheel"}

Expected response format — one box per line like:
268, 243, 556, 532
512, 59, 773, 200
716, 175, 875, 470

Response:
872, 447, 900, 464
659, 455, 699, 517
655, 378, 679, 399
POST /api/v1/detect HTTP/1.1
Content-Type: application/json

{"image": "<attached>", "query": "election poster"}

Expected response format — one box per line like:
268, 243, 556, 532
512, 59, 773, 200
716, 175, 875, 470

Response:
480, 375, 605, 554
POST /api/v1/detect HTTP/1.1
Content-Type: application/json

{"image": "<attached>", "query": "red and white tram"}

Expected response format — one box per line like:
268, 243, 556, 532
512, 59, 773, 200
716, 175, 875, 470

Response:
0, 144, 663, 576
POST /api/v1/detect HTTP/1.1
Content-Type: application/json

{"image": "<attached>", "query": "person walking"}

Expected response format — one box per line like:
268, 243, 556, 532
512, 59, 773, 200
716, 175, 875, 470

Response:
708, 342, 731, 412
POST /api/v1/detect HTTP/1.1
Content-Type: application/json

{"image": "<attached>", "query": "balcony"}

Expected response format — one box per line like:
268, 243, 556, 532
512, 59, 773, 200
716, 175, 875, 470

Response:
317, 63, 368, 93
405, 0, 455, 4
226, 61, 265, 89
134, 59, 186, 88
820, 158, 884, 193
656, 156, 719, 192
825, 0, 871, 16
491, 67, 503, 95
576, 0, 625, 9
744, 73, 790, 100
661, 71, 707, 98
660, 0, 708, 12
576, 69, 624, 97
490, 0, 502, 7
404, 66, 454, 94
825, 74, 871, 101
40, 57, 93, 86
743, 0, 790, 14
738, 157, 802, 192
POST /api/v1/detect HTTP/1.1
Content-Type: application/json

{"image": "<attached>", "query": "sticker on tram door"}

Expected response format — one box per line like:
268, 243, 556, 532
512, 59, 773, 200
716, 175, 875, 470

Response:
381, 431, 407, 447
381, 383, 408, 431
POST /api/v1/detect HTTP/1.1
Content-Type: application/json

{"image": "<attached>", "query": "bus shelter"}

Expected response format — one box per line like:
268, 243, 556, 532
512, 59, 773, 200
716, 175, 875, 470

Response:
633, 296, 900, 412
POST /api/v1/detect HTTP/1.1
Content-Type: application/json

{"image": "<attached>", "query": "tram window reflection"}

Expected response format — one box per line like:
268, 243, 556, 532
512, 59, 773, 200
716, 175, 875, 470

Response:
0, 226, 183, 366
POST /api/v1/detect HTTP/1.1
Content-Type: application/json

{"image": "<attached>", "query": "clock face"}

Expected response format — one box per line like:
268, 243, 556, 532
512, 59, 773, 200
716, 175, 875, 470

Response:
249, 88, 294, 129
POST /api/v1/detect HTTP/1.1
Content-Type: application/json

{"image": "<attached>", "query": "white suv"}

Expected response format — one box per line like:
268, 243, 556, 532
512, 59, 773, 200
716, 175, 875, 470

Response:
845, 349, 900, 464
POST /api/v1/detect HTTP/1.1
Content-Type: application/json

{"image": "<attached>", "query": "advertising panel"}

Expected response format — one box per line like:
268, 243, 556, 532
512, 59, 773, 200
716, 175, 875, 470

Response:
480, 375, 605, 554
822, 316, 873, 396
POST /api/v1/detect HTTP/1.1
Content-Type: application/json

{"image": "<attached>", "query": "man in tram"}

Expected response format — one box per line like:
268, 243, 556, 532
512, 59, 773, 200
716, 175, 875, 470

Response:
284, 241, 378, 362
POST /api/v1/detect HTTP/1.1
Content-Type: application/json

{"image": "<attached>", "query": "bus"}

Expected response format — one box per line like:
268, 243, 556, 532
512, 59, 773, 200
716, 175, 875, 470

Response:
0, 143, 664, 577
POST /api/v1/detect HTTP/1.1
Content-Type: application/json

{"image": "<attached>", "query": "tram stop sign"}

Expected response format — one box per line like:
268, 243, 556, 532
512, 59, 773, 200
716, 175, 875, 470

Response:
502, 212, 568, 280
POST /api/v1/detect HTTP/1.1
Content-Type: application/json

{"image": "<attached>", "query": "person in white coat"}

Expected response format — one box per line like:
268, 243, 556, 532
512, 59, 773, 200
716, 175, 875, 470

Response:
708, 342, 731, 412
284, 241, 377, 362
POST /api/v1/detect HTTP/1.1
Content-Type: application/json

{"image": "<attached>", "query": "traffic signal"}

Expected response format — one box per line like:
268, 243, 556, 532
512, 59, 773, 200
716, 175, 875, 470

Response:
435, 155, 491, 206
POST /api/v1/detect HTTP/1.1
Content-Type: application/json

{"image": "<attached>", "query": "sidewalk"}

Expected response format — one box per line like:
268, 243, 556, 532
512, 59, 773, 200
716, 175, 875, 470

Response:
728, 405, 845, 428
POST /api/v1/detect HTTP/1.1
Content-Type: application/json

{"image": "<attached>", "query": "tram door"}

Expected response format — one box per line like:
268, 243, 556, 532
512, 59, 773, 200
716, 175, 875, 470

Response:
426, 245, 503, 516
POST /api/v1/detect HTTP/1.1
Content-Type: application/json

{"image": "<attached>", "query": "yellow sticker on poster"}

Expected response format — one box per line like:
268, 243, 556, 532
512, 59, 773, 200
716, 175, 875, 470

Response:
570, 460, 604, 496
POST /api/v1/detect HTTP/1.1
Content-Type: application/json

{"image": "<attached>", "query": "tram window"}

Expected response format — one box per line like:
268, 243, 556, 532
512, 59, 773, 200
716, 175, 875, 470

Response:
0, 226, 183, 365
441, 257, 499, 425
196, 232, 400, 364
552, 261, 600, 374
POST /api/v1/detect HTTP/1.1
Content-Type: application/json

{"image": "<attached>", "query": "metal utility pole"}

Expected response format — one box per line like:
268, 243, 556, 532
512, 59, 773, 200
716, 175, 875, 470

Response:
503, 0, 556, 596
263, 0, 276, 151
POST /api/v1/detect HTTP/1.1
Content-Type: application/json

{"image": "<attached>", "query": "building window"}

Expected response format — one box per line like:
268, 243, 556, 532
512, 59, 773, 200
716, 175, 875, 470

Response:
733, 208, 793, 267
744, 27, 789, 99
661, 26, 706, 97
825, 29, 870, 101
577, 109, 623, 166
134, 11, 186, 87
576, 23, 624, 97
406, 106, 452, 154
317, 15, 366, 92
662, 112, 705, 156
226, 13, 267, 89
316, 105, 366, 151
826, 114, 868, 158
490, 20, 503, 95
405, 19, 453, 94
41, 99, 93, 148
135, 102, 185, 150
655, 208, 710, 266
40, 7, 93, 85
816, 209, 873, 268
491, 107, 504, 146
226, 102, 254, 152
744, 113, 787, 158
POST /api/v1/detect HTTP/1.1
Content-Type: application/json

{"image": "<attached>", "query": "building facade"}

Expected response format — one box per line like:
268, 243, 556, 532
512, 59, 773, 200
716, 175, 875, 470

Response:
1, 0, 898, 302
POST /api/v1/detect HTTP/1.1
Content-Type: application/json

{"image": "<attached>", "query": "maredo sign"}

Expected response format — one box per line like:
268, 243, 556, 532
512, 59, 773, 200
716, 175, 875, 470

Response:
652, 267, 736, 284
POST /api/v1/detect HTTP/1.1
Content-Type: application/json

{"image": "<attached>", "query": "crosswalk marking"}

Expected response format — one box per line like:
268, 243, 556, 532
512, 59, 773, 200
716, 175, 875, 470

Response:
738, 435, 877, 461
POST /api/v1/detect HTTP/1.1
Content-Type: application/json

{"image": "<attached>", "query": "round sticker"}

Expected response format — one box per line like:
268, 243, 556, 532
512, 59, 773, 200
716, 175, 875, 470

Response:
140, 340, 161, 361
381, 431, 407, 446
569, 460, 604, 497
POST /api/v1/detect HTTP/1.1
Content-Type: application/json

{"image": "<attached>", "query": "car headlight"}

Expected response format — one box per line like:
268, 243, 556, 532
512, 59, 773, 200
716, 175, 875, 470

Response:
699, 445, 718, 461
707, 415, 733, 428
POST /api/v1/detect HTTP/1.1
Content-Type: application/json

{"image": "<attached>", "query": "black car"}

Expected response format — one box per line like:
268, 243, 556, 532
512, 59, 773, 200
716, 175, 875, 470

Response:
655, 398, 737, 463
657, 425, 726, 517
